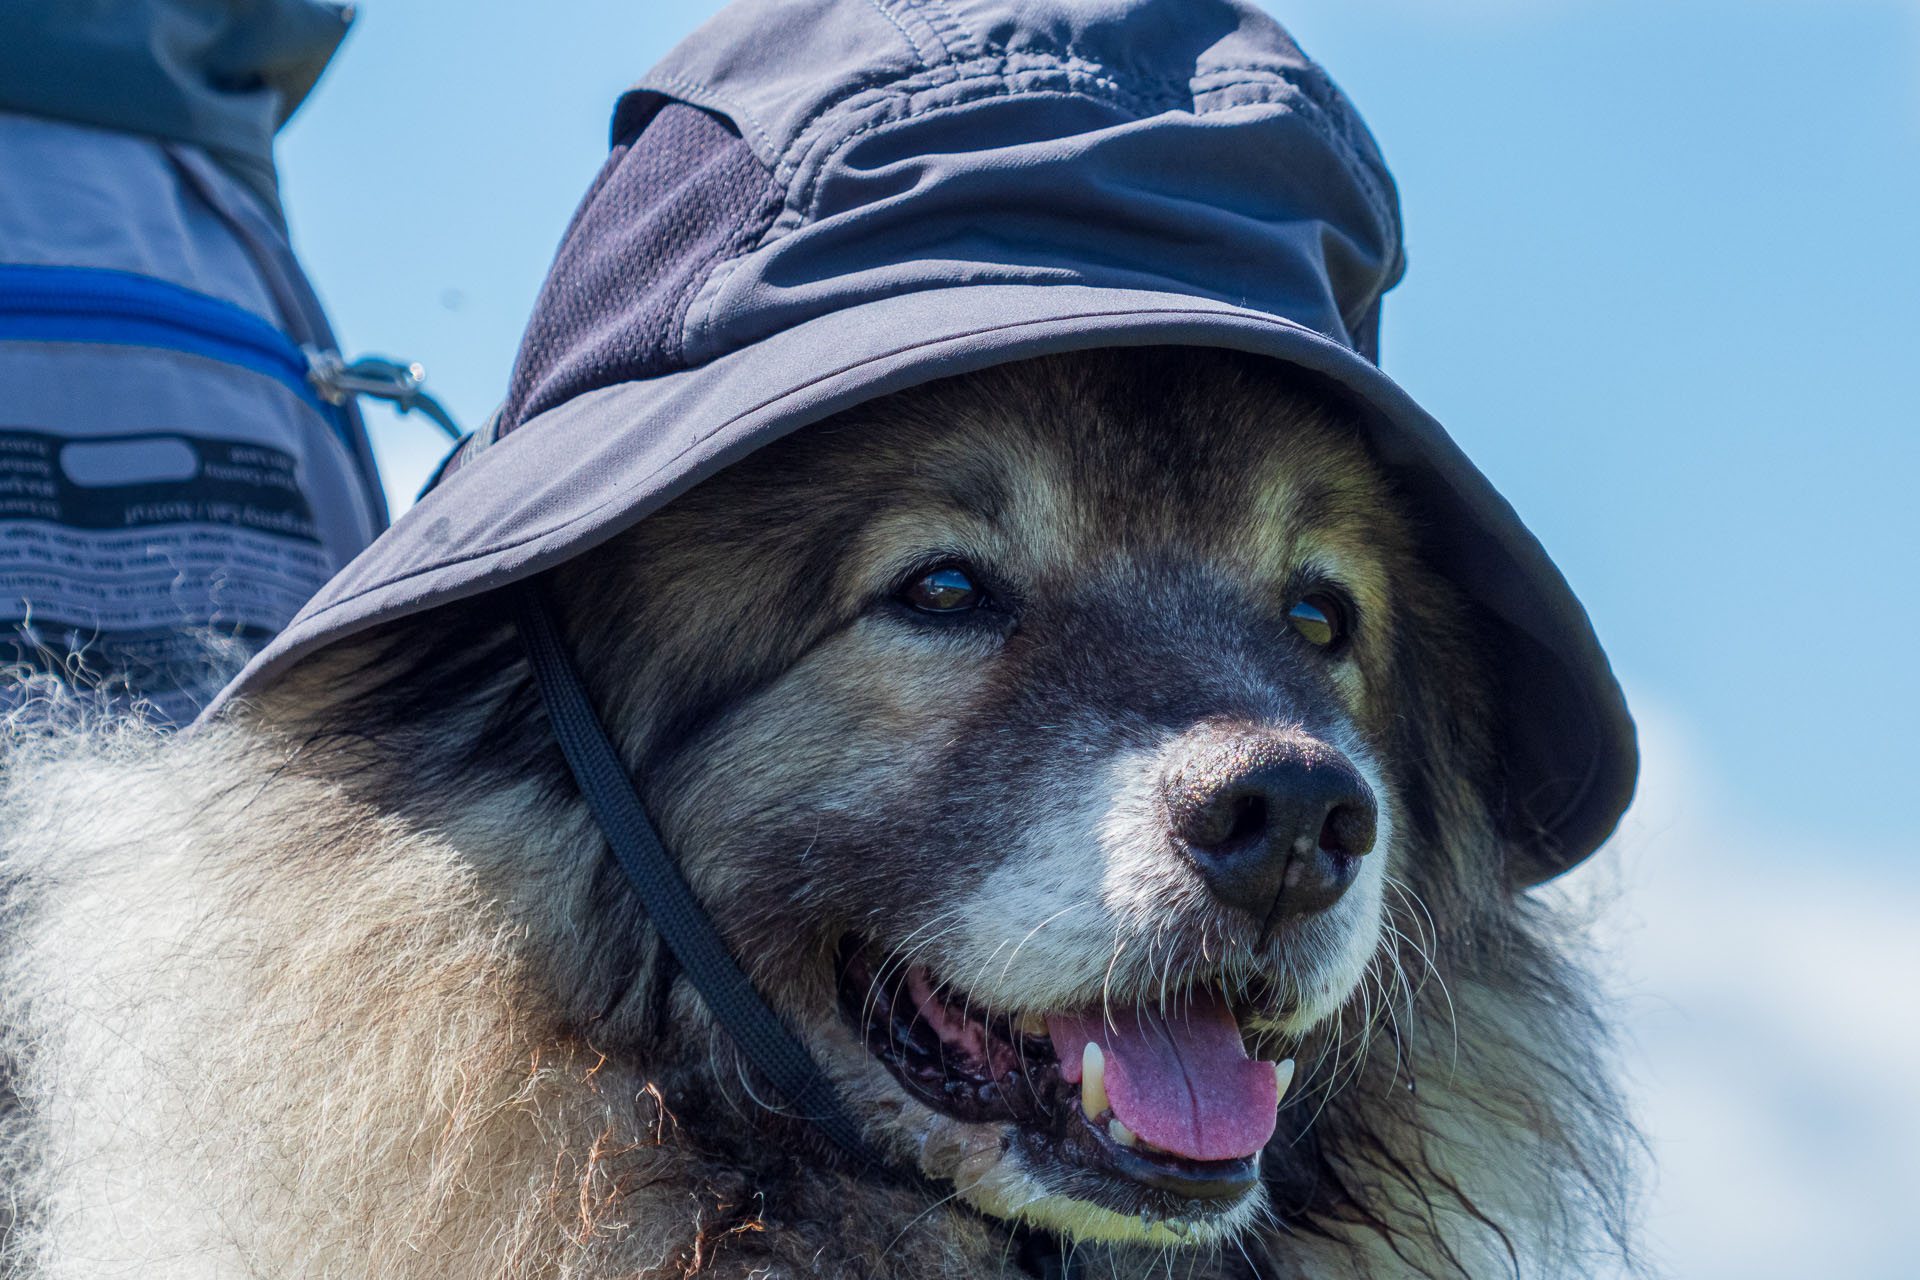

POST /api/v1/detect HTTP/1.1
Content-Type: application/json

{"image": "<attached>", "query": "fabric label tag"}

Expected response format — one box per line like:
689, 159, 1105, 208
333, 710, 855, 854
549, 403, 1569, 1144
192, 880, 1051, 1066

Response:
0, 426, 332, 722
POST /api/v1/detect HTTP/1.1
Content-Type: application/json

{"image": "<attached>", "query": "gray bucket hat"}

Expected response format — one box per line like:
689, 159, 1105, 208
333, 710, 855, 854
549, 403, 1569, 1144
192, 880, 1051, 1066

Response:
207, 0, 1636, 885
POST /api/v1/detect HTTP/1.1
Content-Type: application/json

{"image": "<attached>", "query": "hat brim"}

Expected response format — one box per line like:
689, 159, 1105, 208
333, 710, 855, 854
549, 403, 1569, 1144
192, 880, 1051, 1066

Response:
202, 282, 1634, 884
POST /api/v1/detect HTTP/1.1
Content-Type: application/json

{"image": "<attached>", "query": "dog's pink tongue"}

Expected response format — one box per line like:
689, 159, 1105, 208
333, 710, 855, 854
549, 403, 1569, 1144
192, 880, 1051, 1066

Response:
1048, 993, 1278, 1162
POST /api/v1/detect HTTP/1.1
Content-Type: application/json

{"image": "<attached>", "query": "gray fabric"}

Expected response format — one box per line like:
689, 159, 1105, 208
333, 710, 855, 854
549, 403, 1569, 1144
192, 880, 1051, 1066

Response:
0, 0, 352, 215
0, 112, 385, 724
202, 0, 1636, 881
500, 103, 785, 428
624, 0, 1401, 378
0, 111, 279, 316
0, 110, 384, 565
161, 139, 390, 529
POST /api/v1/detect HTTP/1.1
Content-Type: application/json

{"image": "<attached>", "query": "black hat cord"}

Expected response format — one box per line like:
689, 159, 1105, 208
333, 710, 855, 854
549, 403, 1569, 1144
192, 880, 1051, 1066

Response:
513, 583, 1087, 1279
510, 583, 887, 1167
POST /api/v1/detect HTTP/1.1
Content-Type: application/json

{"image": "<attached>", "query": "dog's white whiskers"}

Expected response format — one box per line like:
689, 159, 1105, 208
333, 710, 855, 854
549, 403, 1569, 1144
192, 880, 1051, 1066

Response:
856, 911, 970, 1036
1099, 928, 1129, 1034
881, 1181, 972, 1255
956, 936, 1019, 1024
995, 902, 1088, 988
1384, 874, 1459, 1072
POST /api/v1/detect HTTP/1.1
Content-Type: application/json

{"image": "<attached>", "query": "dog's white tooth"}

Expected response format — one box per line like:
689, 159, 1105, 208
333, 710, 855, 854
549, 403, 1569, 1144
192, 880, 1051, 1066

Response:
1015, 1012, 1047, 1038
1108, 1116, 1139, 1147
1081, 1042, 1109, 1119
1274, 1058, 1296, 1104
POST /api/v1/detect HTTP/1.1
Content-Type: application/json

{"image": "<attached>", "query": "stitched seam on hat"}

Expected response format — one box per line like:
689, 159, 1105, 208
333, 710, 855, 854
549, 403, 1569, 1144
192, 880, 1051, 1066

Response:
967, 35, 1353, 118
895, 0, 976, 59
786, 61, 1390, 234
772, 55, 1292, 192
757, 52, 1396, 243
864, 0, 934, 67
291, 307, 1322, 606
789, 74, 1283, 219
642, 71, 782, 160
955, 18, 1369, 142
671, 187, 763, 369
773, 47, 1369, 168
680, 173, 787, 367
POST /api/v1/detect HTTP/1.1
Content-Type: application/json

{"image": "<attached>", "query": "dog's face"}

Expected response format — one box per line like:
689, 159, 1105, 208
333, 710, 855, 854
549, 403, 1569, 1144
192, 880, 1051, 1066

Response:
554, 349, 1483, 1247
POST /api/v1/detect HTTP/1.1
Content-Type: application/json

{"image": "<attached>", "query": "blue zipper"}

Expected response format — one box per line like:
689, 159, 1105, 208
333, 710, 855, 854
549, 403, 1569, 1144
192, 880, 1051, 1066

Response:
0, 262, 349, 446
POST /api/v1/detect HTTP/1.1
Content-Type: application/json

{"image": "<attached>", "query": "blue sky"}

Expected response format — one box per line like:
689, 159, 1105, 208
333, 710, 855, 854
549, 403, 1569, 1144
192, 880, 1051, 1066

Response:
277, 3, 1919, 1273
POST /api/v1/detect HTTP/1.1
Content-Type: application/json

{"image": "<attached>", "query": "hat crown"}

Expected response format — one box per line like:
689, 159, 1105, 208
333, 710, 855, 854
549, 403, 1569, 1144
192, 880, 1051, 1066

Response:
641, 0, 1379, 165
216, 0, 1633, 883
504, 0, 1404, 430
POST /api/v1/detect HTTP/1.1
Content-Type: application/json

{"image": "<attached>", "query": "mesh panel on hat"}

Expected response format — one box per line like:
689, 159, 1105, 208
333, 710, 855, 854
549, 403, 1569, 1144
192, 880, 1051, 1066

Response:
500, 103, 782, 431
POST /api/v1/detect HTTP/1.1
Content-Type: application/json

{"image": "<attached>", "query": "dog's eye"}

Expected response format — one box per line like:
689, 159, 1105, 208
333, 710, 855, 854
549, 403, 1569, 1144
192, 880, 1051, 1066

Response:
901, 566, 986, 613
1287, 593, 1347, 648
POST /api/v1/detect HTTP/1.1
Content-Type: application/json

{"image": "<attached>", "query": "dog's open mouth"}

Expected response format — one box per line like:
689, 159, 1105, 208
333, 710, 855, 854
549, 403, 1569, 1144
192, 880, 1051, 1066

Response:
836, 939, 1290, 1217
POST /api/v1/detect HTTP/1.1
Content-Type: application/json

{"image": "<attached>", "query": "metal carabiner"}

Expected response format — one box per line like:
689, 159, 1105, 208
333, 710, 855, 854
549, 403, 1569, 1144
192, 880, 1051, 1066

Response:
305, 346, 463, 440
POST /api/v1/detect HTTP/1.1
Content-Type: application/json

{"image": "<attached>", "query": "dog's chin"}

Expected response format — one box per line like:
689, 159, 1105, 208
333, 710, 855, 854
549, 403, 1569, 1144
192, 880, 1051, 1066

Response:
833, 940, 1317, 1245
921, 1112, 1269, 1246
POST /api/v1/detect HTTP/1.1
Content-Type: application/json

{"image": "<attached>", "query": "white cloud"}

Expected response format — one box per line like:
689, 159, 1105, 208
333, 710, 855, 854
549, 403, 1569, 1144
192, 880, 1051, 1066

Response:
1569, 698, 1920, 1279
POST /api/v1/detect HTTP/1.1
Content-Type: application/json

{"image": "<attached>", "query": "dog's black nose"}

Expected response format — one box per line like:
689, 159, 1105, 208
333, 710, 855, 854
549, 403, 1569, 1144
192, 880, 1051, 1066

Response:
1164, 729, 1377, 925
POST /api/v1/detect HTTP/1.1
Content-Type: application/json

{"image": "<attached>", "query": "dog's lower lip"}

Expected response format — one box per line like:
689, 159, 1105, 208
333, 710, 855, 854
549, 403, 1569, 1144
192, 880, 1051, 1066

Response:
834, 937, 1262, 1207
1067, 1115, 1260, 1200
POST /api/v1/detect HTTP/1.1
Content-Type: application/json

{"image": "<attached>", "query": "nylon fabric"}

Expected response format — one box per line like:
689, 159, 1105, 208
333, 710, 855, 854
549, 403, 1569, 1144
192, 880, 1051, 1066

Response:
0, 0, 354, 214
500, 104, 782, 428
0, 111, 384, 724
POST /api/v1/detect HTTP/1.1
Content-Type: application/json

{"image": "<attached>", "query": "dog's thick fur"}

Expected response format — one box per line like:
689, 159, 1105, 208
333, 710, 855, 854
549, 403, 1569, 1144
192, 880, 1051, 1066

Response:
0, 350, 1638, 1278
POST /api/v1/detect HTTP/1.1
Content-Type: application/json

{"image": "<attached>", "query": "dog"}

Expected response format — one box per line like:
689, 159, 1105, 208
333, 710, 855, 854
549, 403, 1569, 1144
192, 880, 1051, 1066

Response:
0, 348, 1637, 1278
